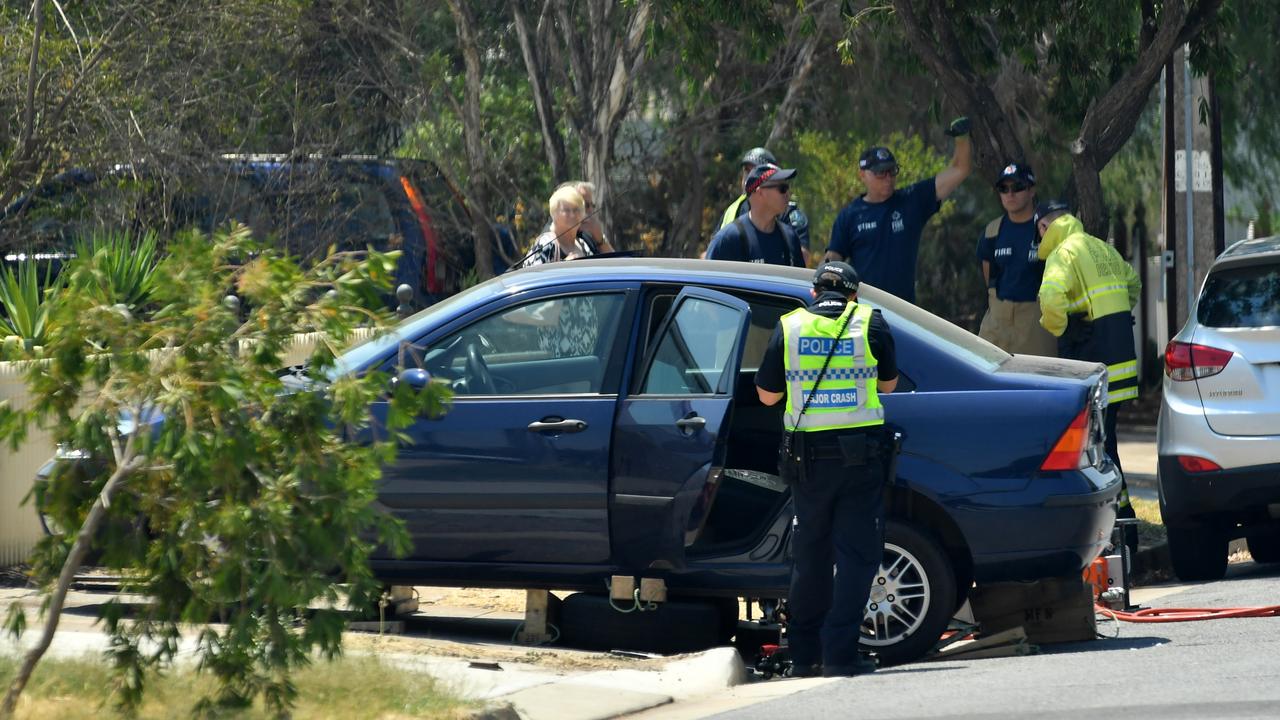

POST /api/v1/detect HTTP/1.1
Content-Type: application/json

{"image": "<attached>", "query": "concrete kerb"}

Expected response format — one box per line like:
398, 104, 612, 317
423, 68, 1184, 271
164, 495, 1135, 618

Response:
461, 646, 747, 720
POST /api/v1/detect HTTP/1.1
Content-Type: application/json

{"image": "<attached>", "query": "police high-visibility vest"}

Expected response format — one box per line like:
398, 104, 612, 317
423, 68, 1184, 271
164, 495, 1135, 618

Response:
780, 302, 884, 432
720, 195, 748, 229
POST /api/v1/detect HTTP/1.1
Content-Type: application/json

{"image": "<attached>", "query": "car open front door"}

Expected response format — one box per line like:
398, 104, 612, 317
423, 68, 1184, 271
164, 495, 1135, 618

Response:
610, 286, 752, 571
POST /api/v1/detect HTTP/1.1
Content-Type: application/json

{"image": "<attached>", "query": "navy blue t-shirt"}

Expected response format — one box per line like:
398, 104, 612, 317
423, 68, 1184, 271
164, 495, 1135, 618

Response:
732, 198, 812, 250
827, 177, 941, 304
975, 216, 1043, 302
706, 217, 804, 267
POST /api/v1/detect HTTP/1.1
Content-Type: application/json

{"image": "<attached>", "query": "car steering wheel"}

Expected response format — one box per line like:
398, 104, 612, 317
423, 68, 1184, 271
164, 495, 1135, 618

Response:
466, 341, 498, 395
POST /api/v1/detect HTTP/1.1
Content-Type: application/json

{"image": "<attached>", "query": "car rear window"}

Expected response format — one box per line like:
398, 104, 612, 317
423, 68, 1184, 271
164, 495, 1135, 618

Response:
1197, 262, 1280, 328
860, 286, 1009, 371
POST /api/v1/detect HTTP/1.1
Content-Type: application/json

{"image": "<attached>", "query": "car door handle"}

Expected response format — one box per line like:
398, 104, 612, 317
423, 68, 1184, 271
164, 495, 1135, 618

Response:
527, 418, 588, 433
675, 416, 707, 430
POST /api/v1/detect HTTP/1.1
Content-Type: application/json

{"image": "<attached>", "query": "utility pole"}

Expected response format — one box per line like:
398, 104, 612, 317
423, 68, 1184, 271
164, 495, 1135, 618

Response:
1163, 45, 1221, 333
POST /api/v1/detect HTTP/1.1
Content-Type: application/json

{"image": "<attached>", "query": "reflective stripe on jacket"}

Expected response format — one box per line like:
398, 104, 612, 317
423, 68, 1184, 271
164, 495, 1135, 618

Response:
780, 303, 884, 431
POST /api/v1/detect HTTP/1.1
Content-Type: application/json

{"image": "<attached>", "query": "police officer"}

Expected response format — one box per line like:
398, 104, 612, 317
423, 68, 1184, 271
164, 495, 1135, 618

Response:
1035, 201, 1141, 553
718, 147, 813, 264
755, 261, 899, 678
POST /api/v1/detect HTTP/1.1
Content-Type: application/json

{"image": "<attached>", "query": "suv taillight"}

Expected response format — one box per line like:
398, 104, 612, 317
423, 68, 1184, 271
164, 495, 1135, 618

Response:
1041, 407, 1091, 471
1164, 341, 1233, 381
1176, 455, 1222, 473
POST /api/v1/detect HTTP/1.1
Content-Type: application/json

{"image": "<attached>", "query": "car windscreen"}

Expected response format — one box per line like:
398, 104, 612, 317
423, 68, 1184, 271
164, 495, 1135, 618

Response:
1197, 261, 1280, 328
330, 274, 509, 378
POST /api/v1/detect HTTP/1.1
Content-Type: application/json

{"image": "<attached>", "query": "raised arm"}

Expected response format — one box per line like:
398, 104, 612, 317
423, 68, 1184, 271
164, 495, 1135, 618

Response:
935, 116, 973, 201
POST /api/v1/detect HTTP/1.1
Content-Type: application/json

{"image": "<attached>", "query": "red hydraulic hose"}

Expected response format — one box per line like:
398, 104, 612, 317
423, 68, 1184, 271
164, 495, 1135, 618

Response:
1097, 604, 1280, 622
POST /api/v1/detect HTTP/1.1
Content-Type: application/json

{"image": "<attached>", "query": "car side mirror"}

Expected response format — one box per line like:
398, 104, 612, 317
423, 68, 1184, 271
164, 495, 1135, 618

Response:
394, 368, 431, 391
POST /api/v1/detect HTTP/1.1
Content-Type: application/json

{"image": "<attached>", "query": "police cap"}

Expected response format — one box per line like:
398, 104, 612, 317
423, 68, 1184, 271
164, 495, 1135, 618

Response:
813, 261, 860, 294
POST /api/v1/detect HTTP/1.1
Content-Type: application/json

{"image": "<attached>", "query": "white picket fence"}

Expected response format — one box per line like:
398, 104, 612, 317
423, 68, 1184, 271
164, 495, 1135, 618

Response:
0, 330, 373, 565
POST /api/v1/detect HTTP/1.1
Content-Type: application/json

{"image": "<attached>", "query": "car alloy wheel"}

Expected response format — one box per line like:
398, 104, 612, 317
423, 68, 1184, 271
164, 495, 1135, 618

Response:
859, 519, 956, 666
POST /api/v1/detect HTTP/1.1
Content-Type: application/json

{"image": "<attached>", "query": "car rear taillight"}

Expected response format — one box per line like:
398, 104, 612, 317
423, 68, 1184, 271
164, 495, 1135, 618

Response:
1164, 341, 1233, 381
399, 176, 442, 294
1176, 455, 1222, 473
1041, 407, 1091, 471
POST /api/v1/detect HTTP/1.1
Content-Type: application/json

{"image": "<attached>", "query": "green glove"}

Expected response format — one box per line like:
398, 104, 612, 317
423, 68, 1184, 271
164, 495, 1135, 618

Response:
946, 116, 971, 138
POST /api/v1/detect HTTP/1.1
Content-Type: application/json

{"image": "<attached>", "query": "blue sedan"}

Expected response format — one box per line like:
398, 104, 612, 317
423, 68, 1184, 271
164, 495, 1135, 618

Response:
338, 258, 1121, 664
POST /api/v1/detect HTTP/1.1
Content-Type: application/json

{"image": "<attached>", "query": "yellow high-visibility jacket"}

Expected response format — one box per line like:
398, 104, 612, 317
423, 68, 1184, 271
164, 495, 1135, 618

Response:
1037, 214, 1140, 337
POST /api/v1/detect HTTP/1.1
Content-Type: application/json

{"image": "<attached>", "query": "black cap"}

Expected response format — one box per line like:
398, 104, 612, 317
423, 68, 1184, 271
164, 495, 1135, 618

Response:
1033, 199, 1071, 225
859, 146, 897, 172
995, 162, 1036, 188
740, 147, 776, 167
744, 163, 798, 194
813, 261, 860, 294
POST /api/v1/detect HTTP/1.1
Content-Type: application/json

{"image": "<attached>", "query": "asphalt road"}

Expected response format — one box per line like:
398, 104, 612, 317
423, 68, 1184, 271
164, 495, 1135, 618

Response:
714, 561, 1280, 720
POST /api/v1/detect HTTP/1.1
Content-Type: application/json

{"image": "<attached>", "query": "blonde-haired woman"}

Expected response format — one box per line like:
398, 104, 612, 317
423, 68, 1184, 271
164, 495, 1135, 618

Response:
520, 186, 599, 267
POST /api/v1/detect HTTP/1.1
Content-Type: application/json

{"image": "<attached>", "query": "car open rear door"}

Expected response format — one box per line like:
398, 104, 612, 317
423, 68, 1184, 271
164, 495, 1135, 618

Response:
609, 286, 752, 571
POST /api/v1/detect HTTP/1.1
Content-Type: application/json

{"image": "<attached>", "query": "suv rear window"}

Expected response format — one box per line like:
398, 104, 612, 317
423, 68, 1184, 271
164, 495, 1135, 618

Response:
1197, 262, 1280, 328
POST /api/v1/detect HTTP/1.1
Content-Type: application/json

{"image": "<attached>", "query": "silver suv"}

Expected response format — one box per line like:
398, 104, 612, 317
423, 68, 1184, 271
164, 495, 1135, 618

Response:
1158, 234, 1280, 581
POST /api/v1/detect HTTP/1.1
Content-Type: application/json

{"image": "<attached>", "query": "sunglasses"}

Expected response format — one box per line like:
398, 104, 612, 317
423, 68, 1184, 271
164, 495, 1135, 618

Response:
869, 167, 899, 179
997, 183, 1030, 194
763, 183, 790, 194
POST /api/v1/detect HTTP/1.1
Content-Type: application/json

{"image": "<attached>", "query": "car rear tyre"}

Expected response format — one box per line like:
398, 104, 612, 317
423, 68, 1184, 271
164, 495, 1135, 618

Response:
1246, 534, 1280, 564
1167, 524, 1229, 581
860, 519, 956, 666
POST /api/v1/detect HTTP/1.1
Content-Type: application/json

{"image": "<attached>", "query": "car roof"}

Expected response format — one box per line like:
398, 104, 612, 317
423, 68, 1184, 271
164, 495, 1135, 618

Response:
1216, 235, 1280, 270
491, 257, 910, 312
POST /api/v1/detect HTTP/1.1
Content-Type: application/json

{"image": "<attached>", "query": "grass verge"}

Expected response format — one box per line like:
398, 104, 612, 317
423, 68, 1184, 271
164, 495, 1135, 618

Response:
1130, 497, 1166, 549
0, 653, 476, 719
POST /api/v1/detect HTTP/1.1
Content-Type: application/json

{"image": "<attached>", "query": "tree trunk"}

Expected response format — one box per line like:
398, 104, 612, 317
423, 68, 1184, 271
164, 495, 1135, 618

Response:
446, 0, 495, 280
545, 0, 652, 243
511, 0, 569, 183
1066, 148, 1108, 237
1, 457, 140, 718
891, 0, 1026, 182
767, 0, 836, 148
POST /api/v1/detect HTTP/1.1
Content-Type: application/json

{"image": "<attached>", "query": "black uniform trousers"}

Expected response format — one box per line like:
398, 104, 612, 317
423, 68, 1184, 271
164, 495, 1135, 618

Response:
786, 430, 885, 671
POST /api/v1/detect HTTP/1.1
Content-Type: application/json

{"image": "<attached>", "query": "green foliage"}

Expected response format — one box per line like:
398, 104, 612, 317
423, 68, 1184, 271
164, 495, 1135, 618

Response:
0, 259, 62, 355
3, 224, 450, 717
71, 230, 161, 311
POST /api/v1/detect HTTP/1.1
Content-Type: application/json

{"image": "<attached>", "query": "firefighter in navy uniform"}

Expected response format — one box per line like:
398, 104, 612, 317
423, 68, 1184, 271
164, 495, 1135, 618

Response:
754, 262, 899, 678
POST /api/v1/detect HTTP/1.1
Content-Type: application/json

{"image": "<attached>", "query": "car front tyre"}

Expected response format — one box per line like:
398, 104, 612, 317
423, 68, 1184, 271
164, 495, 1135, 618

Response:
1167, 523, 1228, 581
860, 519, 956, 666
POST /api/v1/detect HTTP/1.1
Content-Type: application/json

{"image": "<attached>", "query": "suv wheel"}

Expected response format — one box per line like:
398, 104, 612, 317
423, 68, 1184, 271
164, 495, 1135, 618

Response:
859, 519, 956, 666
1246, 533, 1280, 564
1167, 523, 1229, 581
